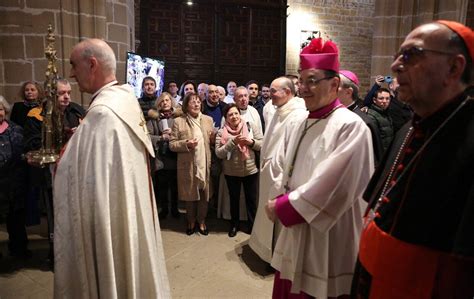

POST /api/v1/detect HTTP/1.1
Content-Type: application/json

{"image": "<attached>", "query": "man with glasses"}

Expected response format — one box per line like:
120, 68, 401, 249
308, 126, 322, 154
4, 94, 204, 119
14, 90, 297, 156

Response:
249, 76, 307, 266
352, 20, 474, 298
265, 38, 374, 298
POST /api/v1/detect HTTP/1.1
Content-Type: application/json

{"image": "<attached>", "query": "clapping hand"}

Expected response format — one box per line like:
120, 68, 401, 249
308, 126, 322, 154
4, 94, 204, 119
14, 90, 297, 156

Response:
186, 138, 199, 150
234, 134, 252, 146
162, 128, 172, 140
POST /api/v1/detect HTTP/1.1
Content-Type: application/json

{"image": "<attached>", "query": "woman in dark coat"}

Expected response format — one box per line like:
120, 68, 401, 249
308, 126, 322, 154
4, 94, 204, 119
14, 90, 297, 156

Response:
0, 95, 30, 258
147, 92, 181, 219
10, 81, 43, 128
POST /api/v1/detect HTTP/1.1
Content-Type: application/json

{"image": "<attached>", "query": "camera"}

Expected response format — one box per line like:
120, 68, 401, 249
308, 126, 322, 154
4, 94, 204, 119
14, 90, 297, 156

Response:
383, 76, 393, 83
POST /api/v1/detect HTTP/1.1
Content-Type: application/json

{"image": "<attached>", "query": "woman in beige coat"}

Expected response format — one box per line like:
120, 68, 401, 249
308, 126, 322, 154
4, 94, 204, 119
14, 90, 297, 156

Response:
215, 104, 263, 237
169, 92, 214, 236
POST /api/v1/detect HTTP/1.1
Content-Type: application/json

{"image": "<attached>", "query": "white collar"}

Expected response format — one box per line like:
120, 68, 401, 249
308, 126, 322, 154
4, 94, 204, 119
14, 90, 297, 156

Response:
90, 80, 118, 102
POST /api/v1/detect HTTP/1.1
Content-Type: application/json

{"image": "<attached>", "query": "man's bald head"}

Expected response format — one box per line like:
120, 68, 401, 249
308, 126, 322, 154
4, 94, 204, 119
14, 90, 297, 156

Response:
69, 38, 117, 94
75, 38, 117, 75
270, 76, 295, 107
391, 22, 471, 117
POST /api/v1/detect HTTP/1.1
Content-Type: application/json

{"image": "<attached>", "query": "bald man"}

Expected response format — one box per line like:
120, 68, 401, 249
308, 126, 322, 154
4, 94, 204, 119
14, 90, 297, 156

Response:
352, 21, 474, 298
54, 38, 170, 297
249, 76, 307, 263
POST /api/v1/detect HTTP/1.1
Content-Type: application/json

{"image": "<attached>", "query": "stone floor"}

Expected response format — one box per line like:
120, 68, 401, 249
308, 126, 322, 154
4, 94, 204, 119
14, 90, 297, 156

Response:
0, 212, 274, 298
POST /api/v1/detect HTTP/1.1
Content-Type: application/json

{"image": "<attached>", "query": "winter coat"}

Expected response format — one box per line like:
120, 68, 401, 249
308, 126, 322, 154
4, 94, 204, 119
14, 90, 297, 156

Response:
169, 114, 213, 201
215, 119, 263, 177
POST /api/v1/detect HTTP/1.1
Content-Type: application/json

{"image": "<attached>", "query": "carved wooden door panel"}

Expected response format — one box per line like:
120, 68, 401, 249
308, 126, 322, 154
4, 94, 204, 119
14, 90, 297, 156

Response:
140, 0, 286, 87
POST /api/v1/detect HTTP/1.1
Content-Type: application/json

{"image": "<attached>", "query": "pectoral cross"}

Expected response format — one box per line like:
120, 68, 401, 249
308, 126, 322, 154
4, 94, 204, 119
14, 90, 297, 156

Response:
139, 115, 148, 134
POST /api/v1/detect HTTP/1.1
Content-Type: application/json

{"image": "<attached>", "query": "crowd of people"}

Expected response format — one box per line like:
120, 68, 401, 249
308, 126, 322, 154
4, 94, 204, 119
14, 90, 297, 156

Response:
0, 19, 472, 298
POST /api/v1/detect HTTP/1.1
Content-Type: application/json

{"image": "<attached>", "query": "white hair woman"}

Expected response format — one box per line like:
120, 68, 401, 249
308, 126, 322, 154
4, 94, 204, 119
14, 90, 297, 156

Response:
169, 92, 214, 235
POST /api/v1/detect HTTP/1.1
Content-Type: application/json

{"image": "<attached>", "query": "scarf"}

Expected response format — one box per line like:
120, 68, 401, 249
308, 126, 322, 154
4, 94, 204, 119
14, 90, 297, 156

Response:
187, 112, 207, 188
221, 117, 250, 161
23, 100, 39, 108
160, 109, 173, 119
0, 120, 8, 134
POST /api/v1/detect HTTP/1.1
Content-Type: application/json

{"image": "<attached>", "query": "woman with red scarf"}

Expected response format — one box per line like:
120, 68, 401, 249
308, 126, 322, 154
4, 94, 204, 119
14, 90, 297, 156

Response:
215, 104, 263, 237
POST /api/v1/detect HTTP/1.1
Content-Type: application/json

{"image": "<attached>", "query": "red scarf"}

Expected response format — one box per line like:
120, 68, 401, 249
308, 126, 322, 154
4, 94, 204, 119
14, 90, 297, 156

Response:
221, 117, 250, 161
0, 121, 8, 134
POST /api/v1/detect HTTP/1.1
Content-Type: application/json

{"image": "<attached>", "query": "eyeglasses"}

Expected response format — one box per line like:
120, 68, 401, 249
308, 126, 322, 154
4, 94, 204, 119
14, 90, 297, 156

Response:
269, 88, 283, 94
298, 76, 333, 88
393, 46, 456, 64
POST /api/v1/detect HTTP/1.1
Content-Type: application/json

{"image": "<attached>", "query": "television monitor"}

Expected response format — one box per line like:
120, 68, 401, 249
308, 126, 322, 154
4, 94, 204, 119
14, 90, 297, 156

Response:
126, 52, 165, 98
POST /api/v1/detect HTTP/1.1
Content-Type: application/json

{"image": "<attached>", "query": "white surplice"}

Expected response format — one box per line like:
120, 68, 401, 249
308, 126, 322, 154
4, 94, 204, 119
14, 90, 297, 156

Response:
271, 107, 374, 298
249, 97, 307, 262
53, 84, 170, 298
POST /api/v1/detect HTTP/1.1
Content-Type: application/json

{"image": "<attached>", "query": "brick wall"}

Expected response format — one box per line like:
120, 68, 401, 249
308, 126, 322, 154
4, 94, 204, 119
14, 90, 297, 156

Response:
370, 0, 470, 94
286, 0, 376, 93
0, 0, 135, 106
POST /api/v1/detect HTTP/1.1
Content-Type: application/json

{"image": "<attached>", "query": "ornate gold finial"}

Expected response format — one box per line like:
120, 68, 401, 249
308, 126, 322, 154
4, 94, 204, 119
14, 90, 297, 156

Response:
26, 24, 63, 166
44, 24, 58, 98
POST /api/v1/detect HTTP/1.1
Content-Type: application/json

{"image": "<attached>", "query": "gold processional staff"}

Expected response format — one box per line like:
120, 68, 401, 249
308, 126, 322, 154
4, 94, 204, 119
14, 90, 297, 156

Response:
26, 24, 63, 166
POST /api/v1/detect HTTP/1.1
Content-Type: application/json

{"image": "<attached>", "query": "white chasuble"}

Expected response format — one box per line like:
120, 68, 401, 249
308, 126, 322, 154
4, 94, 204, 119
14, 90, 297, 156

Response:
249, 97, 307, 262
54, 85, 170, 298
271, 107, 374, 298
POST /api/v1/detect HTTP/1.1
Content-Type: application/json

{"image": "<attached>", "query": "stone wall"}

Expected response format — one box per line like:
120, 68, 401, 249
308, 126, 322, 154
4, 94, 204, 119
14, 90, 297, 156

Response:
286, 0, 376, 93
370, 0, 469, 90
0, 0, 135, 106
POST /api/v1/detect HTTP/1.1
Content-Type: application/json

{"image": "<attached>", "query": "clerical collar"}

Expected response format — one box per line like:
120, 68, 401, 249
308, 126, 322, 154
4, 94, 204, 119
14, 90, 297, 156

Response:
308, 98, 342, 119
206, 99, 219, 108
90, 80, 119, 104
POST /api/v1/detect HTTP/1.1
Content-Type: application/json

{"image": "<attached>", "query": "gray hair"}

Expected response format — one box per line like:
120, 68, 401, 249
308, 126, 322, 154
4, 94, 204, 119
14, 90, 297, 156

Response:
234, 86, 248, 96
217, 86, 226, 95
277, 76, 296, 96
57, 78, 70, 87
340, 74, 360, 102
80, 38, 117, 75
0, 95, 11, 114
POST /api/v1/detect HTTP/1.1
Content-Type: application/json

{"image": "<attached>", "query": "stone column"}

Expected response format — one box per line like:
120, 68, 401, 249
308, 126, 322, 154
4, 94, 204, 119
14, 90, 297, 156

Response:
0, 0, 135, 106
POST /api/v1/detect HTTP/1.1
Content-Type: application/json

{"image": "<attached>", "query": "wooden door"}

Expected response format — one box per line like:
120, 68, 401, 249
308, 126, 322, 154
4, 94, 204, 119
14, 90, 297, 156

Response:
139, 0, 287, 87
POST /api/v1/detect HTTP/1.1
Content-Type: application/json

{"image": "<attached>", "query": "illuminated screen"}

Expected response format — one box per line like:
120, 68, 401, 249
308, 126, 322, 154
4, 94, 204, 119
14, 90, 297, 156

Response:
126, 52, 165, 98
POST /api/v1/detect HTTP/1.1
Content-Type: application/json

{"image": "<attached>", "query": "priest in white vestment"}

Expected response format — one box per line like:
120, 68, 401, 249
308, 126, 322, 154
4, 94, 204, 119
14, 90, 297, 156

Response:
265, 38, 374, 298
54, 39, 170, 298
249, 76, 307, 263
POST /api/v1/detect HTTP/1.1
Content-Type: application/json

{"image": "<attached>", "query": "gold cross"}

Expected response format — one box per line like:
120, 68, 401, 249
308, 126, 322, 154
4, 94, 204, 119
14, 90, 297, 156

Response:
139, 114, 149, 134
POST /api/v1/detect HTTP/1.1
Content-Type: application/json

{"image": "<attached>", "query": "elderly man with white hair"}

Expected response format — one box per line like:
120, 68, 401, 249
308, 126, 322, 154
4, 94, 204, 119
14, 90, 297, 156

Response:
54, 38, 170, 298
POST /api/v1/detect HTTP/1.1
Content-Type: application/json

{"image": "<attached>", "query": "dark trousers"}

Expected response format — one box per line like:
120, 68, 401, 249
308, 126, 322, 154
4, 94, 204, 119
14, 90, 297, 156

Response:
6, 208, 28, 255
155, 169, 178, 212
224, 173, 258, 227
